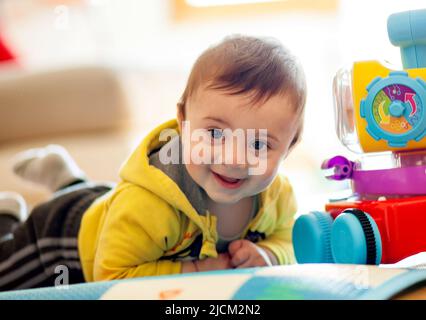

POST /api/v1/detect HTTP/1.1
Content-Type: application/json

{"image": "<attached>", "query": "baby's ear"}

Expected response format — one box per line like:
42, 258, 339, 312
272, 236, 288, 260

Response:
176, 102, 185, 131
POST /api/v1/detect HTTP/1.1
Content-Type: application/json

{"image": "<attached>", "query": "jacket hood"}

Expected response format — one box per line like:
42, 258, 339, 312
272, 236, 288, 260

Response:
119, 119, 196, 214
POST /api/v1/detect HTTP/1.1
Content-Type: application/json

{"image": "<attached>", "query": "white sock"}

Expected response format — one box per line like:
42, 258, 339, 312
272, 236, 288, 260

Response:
12, 145, 86, 192
0, 192, 28, 222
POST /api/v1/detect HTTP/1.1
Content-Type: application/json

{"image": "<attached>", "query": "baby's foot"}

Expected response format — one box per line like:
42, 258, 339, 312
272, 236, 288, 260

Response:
0, 191, 27, 222
12, 145, 86, 192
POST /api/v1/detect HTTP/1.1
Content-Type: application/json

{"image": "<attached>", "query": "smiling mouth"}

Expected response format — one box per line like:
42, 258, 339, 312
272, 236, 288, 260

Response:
211, 171, 245, 189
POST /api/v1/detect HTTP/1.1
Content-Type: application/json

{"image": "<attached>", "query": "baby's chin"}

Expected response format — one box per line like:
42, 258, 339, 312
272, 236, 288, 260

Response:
204, 188, 249, 205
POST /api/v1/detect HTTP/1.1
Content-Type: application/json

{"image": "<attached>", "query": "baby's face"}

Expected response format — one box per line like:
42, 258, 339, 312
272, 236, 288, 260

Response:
178, 87, 300, 205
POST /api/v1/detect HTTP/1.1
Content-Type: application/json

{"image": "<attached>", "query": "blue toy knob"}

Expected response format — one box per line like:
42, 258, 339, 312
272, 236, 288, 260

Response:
388, 100, 405, 117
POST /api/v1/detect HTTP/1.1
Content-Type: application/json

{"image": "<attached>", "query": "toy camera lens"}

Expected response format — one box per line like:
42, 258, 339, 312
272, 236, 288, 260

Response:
333, 66, 361, 153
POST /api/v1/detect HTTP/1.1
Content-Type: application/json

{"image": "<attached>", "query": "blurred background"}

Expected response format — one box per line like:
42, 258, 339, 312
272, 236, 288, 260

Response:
0, 0, 425, 215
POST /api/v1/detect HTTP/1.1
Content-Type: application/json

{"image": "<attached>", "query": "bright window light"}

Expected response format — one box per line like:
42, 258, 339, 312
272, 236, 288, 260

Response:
186, 0, 285, 7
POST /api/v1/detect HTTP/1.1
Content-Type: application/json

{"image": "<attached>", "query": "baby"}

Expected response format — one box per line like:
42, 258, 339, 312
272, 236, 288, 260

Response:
0, 35, 306, 290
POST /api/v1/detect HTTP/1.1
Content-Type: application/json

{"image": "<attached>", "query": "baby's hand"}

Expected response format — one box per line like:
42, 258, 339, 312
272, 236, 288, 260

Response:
194, 253, 233, 272
228, 239, 275, 269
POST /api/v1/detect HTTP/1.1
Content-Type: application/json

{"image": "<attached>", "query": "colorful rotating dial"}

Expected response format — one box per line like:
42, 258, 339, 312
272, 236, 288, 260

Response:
360, 71, 426, 147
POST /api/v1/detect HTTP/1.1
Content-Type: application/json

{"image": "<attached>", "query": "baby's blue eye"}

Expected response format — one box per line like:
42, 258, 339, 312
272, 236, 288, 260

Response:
252, 140, 267, 151
208, 128, 224, 140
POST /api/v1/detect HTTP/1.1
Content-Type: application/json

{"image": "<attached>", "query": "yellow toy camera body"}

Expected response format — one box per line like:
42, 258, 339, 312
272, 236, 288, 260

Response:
333, 9, 426, 154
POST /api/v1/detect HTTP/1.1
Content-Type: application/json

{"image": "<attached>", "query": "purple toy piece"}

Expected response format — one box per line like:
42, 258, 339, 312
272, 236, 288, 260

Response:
321, 155, 354, 180
352, 166, 426, 196
321, 155, 426, 196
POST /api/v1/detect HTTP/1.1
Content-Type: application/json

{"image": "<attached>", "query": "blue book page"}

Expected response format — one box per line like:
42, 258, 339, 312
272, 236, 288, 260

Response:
1, 264, 425, 300
99, 264, 426, 300
232, 264, 426, 300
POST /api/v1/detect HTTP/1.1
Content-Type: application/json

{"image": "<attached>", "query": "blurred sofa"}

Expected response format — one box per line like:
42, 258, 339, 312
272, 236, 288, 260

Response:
0, 65, 135, 208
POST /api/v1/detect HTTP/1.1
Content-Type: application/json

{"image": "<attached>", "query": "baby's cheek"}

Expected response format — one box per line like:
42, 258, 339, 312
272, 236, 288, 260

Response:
251, 171, 276, 193
184, 162, 206, 186
251, 159, 280, 190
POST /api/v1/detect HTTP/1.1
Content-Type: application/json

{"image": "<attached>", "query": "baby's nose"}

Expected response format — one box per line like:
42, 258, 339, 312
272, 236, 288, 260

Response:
224, 139, 249, 169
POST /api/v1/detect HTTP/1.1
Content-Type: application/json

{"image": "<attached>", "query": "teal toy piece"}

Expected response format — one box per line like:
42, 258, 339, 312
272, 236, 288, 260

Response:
388, 9, 426, 69
360, 71, 426, 147
292, 211, 333, 263
331, 209, 382, 265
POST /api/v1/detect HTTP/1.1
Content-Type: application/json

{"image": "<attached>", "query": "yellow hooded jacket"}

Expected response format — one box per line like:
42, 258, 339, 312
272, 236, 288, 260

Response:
78, 119, 297, 282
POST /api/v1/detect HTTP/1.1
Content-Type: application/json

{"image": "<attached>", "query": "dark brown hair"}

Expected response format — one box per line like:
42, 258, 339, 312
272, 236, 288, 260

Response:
178, 35, 307, 148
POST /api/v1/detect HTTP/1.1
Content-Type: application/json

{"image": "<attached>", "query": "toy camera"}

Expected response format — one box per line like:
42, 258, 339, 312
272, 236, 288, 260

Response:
293, 9, 426, 265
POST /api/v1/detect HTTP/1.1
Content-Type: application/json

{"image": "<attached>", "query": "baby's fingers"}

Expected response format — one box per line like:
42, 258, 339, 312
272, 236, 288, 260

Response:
236, 253, 271, 269
231, 248, 250, 267
228, 240, 244, 256
235, 259, 255, 269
